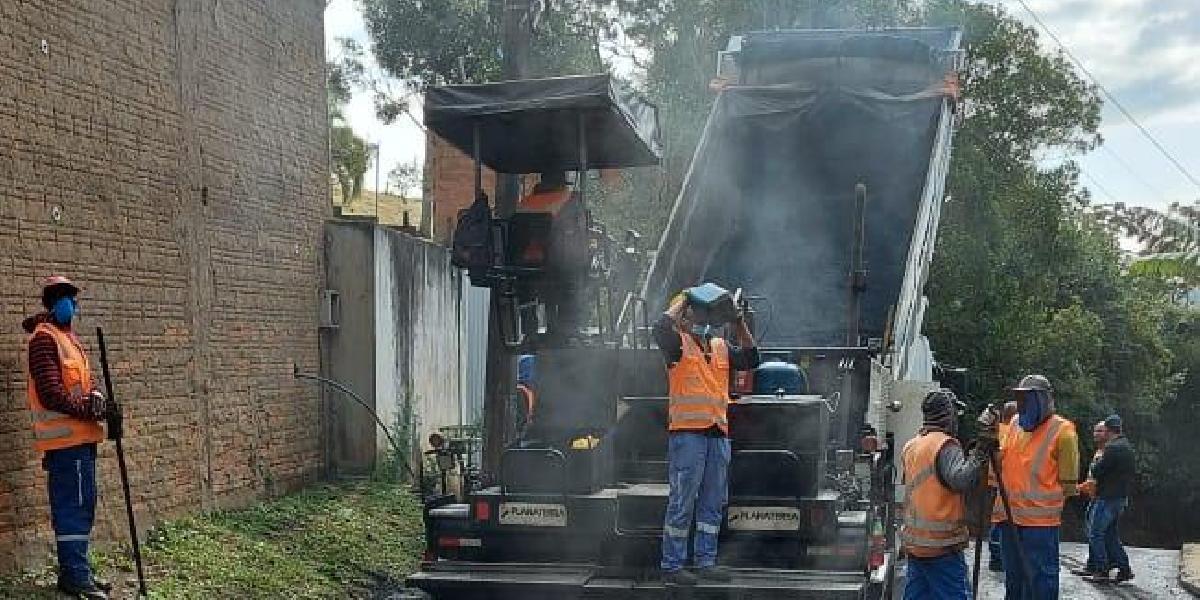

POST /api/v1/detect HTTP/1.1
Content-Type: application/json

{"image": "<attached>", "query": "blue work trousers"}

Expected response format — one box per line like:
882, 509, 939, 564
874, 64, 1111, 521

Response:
904, 551, 971, 600
1087, 497, 1129, 573
999, 524, 1059, 600
661, 432, 729, 572
43, 443, 98, 587
989, 525, 1004, 568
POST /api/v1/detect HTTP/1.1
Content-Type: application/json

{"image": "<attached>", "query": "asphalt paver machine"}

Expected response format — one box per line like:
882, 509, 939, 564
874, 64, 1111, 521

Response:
408, 27, 963, 599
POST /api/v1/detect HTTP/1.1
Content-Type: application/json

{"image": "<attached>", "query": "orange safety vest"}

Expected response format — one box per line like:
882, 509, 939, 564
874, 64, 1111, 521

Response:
991, 414, 1074, 526
901, 431, 969, 557
26, 323, 104, 452
667, 333, 730, 434
518, 189, 571, 214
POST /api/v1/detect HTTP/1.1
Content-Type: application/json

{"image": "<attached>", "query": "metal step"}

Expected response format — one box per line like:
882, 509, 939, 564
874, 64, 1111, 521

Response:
409, 562, 867, 600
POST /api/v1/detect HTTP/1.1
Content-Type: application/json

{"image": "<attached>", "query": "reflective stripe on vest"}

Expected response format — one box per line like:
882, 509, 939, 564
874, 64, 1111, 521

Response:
667, 334, 729, 433
901, 431, 969, 557
992, 415, 1071, 526
26, 323, 104, 452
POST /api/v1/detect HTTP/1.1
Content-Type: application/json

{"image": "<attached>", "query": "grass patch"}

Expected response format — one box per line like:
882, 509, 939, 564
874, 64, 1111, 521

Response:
0, 481, 425, 599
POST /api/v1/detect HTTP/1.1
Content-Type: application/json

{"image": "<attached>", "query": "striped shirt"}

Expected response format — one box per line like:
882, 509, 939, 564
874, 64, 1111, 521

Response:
25, 315, 95, 420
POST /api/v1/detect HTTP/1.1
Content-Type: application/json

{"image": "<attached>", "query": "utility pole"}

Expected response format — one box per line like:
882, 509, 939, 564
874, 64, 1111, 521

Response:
373, 142, 381, 220
496, 0, 530, 219
483, 0, 533, 473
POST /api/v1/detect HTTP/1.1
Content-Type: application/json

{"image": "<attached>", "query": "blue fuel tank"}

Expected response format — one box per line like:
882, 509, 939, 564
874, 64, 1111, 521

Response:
752, 360, 807, 395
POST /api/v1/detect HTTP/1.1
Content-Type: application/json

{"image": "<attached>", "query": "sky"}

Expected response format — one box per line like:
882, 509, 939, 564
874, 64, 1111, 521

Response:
324, 0, 426, 197
324, 0, 1200, 210
993, 0, 1200, 210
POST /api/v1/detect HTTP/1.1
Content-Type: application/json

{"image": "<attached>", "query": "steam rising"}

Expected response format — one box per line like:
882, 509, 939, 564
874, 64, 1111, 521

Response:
643, 32, 958, 348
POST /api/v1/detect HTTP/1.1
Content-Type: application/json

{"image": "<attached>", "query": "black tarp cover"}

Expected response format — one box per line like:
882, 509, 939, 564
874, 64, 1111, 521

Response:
644, 83, 950, 348
425, 74, 662, 174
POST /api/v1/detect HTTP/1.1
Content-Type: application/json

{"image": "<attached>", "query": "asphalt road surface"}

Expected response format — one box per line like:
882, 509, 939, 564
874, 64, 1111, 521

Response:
897, 542, 1189, 599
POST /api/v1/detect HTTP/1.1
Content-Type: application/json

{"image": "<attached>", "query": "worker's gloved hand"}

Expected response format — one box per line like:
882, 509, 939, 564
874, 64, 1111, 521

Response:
975, 405, 1001, 453
976, 404, 1000, 431
974, 434, 1000, 457
1078, 479, 1096, 498
86, 390, 107, 421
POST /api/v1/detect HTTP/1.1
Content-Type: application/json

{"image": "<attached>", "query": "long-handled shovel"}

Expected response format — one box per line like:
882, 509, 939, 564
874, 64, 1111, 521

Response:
96, 327, 148, 597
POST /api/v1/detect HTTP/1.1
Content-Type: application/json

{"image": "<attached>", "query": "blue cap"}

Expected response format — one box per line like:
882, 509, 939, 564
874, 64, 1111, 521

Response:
1104, 414, 1122, 431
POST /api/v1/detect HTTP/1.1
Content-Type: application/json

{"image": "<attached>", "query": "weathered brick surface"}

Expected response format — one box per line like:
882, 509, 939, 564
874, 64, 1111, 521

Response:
425, 133, 498, 244
0, 0, 329, 570
425, 133, 545, 245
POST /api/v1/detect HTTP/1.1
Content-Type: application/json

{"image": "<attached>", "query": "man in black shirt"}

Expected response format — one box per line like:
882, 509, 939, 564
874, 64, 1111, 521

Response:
1082, 414, 1136, 583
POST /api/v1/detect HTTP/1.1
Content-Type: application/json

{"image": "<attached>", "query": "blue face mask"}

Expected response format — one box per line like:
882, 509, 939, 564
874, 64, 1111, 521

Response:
51, 296, 76, 326
1018, 391, 1045, 432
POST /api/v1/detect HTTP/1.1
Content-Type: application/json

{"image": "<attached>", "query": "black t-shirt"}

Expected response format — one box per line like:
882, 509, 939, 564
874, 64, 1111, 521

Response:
652, 314, 761, 437
651, 314, 761, 370
1092, 435, 1136, 499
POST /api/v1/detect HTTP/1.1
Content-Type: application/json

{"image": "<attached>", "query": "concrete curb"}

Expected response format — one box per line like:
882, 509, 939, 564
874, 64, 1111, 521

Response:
1182, 544, 1200, 598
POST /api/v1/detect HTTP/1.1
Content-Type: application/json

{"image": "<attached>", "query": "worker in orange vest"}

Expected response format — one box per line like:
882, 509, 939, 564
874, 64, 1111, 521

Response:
519, 171, 571, 213
22, 276, 116, 599
900, 389, 992, 600
515, 354, 537, 437
517, 171, 589, 338
988, 374, 1080, 600
653, 283, 759, 587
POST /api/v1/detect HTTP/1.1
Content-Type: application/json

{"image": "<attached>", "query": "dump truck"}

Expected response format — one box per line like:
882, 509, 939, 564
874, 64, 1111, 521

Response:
407, 27, 964, 599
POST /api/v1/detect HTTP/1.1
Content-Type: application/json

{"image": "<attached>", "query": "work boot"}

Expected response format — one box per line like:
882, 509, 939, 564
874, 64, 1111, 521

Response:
1082, 570, 1112, 583
91, 575, 113, 593
57, 578, 109, 599
662, 569, 698, 586
695, 566, 732, 583
1070, 566, 1100, 576
1113, 569, 1135, 583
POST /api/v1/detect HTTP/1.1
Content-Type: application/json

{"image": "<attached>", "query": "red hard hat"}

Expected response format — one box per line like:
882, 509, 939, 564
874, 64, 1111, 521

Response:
42, 275, 80, 294
41, 276, 81, 309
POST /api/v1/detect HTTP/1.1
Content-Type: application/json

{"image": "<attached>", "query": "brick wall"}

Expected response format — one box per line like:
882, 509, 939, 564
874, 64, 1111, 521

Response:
425, 133, 545, 245
424, 133, 497, 245
0, 0, 328, 570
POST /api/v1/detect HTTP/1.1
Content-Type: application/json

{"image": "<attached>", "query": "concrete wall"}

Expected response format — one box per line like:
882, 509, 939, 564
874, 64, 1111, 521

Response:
326, 222, 487, 473
460, 283, 491, 427
0, 0, 328, 569
322, 225, 376, 475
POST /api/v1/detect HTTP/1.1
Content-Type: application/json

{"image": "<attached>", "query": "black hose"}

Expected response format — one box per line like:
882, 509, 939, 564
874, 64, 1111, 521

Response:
292, 367, 417, 481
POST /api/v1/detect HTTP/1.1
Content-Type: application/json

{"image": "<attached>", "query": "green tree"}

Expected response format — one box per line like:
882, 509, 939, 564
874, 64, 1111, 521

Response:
328, 60, 374, 202
1146, 307, 1200, 543
388, 160, 422, 197
331, 126, 374, 201
596, 0, 918, 249
358, 0, 608, 88
920, 3, 1176, 495
1096, 201, 1200, 283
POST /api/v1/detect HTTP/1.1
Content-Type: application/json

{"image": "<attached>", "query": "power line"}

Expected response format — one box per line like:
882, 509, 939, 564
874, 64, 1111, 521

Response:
960, 129, 1125, 209
1079, 169, 1118, 203
1009, 0, 1200, 194
1099, 144, 1167, 202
